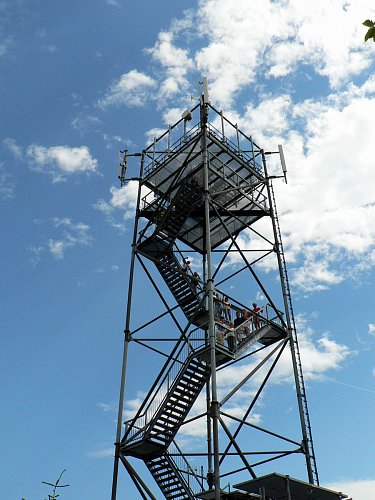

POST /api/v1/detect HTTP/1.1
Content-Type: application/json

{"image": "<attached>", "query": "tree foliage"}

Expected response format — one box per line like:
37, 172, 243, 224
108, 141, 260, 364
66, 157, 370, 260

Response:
42, 469, 69, 500
363, 19, 375, 42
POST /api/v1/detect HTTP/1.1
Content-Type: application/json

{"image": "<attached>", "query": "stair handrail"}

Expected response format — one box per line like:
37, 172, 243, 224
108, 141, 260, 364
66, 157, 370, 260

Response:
123, 328, 206, 444
168, 440, 205, 494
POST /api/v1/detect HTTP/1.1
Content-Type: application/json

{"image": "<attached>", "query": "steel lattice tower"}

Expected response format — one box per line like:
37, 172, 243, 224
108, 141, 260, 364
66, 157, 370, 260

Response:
110, 81, 348, 500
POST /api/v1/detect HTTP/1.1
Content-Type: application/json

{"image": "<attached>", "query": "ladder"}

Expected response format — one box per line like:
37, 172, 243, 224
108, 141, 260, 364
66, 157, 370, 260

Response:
270, 182, 319, 485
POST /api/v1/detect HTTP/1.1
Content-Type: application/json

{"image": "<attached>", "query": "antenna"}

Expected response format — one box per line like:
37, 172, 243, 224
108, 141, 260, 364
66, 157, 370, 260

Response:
203, 76, 209, 104
182, 110, 192, 121
278, 145, 288, 184
197, 76, 210, 105
118, 150, 128, 187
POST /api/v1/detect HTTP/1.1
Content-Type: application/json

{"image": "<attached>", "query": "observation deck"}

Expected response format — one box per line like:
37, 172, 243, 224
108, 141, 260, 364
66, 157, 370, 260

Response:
139, 103, 270, 252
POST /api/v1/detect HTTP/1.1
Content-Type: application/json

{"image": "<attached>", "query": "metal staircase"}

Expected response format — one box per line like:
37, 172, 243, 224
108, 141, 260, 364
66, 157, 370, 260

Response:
156, 251, 204, 323
143, 176, 203, 243
138, 175, 206, 325
122, 351, 210, 459
138, 234, 204, 324
145, 447, 203, 500
147, 356, 210, 449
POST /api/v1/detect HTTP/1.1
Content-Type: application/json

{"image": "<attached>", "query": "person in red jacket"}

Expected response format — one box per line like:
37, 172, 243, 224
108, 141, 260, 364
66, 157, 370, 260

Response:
252, 302, 263, 329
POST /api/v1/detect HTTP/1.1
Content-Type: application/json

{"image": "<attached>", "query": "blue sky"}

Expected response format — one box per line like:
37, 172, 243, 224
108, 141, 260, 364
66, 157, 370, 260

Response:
2, 1, 375, 499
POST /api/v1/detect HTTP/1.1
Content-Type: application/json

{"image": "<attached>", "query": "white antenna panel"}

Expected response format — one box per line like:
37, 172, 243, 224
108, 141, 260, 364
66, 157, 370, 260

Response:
278, 145, 287, 174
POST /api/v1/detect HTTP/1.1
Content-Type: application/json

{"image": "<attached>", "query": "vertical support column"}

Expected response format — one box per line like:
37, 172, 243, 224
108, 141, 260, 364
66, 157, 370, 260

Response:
203, 250, 214, 489
201, 99, 221, 499
261, 150, 315, 485
111, 154, 145, 500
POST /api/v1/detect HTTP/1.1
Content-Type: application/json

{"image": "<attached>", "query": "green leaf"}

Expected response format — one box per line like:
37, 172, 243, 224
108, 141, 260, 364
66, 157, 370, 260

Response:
365, 27, 375, 42
363, 19, 374, 27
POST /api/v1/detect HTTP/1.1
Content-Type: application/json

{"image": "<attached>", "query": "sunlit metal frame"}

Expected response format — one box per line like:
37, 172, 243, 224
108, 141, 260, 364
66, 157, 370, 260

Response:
111, 90, 319, 500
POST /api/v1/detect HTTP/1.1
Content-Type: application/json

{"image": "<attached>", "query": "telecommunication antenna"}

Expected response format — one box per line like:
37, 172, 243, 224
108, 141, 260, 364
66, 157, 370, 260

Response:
278, 144, 288, 183
118, 150, 128, 187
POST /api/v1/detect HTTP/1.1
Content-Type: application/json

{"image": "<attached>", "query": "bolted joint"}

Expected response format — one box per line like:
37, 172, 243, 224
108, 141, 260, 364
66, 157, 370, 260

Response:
209, 400, 220, 419
206, 471, 214, 489
300, 438, 308, 455
124, 330, 132, 342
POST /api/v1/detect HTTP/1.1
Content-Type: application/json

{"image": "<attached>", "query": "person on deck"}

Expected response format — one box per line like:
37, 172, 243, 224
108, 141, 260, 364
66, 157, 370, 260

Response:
213, 292, 223, 318
192, 271, 200, 294
234, 310, 245, 343
252, 303, 263, 329
215, 318, 225, 346
243, 309, 251, 336
223, 296, 231, 322
226, 324, 235, 352
182, 258, 190, 272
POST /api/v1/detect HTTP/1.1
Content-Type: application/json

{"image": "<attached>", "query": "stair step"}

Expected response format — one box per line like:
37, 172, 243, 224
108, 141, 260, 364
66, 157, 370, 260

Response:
162, 406, 185, 417
172, 284, 191, 295
180, 373, 205, 385
187, 363, 208, 374
178, 378, 201, 390
178, 380, 201, 391
158, 413, 180, 423
169, 393, 192, 404
165, 402, 189, 414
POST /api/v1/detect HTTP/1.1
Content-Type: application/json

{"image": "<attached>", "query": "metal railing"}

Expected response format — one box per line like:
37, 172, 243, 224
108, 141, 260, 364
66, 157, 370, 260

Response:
207, 121, 262, 174
144, 121, 201, 177
168, 441, 205, 495
123, 328, 206, 444
142, 104, 264, 179
213, 297, 285, 356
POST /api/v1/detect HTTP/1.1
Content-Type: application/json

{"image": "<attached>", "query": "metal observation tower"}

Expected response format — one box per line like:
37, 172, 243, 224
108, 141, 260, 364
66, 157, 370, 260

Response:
111, 81, 347, 500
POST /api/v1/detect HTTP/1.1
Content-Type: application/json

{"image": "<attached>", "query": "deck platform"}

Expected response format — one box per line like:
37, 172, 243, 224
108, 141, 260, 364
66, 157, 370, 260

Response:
234, 473, 348, 499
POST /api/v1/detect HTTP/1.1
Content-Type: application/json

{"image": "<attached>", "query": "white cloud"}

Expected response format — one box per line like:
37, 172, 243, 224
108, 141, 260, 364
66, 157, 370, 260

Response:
326, 478, 375, 500
97, 401, 116, 412
2, 137, 22, 158
193, 0, 375, 106
71, 114, 102, 135
369, 324, 375, 336
29, 217, 93, 262
0, 163, 15, 201
47, 217, 92, 260
0, 36, 13, 58
94, 181, 152, 230
27, 144, 98, 183
87, 447, 114, 458
98, 69, 156, 108
221, 81, 375, 291
29, 245, 45, 266
43, 43, 59, 53
146, 31, 194, 101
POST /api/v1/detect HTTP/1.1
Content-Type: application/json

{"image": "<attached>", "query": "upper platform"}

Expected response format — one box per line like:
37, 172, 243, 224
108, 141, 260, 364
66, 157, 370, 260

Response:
139, 103, 270, 252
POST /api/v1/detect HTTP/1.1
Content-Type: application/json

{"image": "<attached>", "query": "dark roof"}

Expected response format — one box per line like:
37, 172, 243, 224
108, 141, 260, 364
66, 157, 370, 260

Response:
234, 473, 348, 500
